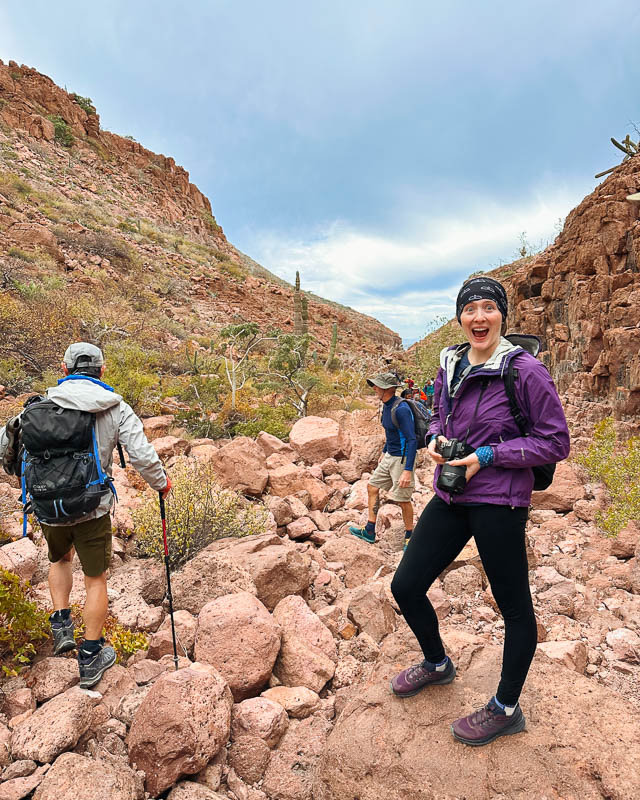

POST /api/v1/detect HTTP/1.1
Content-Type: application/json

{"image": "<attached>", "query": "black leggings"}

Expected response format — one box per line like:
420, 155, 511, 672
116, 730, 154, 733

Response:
391, 496, 536, 706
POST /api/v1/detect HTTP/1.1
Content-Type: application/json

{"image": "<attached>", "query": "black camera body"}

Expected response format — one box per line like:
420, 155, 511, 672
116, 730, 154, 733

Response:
436, 438, 474, 495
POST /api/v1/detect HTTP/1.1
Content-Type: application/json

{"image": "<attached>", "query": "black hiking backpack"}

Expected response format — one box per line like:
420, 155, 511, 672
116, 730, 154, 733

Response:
503, 334, 556, 491
20, 398, 116, 529
390, 397, 431, 452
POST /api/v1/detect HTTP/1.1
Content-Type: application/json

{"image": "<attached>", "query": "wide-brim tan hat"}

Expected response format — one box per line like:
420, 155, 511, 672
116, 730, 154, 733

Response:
366, 371, 402, 389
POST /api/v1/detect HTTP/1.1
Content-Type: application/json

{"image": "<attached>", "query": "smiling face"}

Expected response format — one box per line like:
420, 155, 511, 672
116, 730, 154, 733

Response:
459, 299, 503, 361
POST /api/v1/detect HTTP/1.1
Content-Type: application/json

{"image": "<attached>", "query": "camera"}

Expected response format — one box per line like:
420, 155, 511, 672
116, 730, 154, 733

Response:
436, 437, 473, 495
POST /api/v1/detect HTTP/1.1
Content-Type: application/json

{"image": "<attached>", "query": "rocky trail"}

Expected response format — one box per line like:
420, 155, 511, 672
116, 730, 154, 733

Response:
1, 412, 640, 799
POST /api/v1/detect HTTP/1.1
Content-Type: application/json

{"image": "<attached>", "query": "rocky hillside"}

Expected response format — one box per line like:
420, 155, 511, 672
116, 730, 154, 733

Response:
410, 155, 640, 430
0, 58, 401, 371
1, 416, 639, 798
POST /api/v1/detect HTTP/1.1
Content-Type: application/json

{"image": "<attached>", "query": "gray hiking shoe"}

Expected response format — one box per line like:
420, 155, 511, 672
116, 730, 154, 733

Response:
78, 639, 116, 688
51, 618, 76, 655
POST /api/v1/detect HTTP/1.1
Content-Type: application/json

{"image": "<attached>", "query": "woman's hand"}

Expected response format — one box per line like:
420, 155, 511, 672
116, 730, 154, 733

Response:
427, 436, 447, 465
448, 452, 481, 482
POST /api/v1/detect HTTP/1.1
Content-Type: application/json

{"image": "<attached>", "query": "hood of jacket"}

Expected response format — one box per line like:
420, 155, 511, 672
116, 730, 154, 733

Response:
46, 376, 123, 413
440, 336, 521, 398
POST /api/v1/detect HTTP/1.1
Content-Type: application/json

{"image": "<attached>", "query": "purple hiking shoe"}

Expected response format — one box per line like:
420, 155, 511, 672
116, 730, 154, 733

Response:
451, 697, 526, 746
391, 657, 456, 697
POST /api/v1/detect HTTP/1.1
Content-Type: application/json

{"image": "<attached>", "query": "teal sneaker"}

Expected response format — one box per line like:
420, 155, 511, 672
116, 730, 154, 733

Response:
349, 525, 376, 544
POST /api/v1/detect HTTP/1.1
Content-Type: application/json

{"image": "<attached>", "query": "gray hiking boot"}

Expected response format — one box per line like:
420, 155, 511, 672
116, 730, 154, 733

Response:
78, 639, 116, 688
50, 616, 76, 655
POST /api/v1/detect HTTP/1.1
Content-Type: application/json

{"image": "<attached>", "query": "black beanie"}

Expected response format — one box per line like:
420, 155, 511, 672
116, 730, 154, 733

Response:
456, 277, 508, 322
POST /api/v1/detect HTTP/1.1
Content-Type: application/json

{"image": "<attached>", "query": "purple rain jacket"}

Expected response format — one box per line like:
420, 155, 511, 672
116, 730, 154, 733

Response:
428, 337, 570, 507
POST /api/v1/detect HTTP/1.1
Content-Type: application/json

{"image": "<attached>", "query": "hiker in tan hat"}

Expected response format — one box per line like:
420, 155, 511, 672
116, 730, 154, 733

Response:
349, 371, 417, 549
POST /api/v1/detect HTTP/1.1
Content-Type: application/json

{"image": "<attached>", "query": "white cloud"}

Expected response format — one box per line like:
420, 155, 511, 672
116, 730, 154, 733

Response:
250, 185, 584, 342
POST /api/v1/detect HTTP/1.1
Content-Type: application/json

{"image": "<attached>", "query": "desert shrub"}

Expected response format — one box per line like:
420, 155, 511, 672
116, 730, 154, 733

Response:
54, 228, 132, 269
47, 115, 74, 148
233, 402, 296, 439
133, 461, 268, 569
103, 340, 162, 414
0, 170, 32, 207
0, 568, 50, 675
575, 417, 640, 536
69, 93, 95, 115
0, 289, 86, 377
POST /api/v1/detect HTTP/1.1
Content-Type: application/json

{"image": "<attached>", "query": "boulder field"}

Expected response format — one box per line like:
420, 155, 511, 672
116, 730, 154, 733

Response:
1, 411, 640, 799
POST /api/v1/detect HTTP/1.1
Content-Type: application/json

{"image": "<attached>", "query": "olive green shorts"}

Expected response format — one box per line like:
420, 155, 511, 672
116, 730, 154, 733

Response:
369, 452, 416, 502
41, 514, 112, 577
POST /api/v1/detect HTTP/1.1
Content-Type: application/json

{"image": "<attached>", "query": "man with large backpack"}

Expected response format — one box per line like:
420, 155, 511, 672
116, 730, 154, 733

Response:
0, 343, 171, 688
349, 371, 426, 549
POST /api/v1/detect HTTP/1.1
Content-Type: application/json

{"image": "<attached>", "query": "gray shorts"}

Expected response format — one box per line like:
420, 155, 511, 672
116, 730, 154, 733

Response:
369, 452, 415, 502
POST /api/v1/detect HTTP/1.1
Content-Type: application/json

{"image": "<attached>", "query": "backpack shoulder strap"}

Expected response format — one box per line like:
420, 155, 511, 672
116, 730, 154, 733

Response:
504, 362, 528, 435
389, 397, 405, 429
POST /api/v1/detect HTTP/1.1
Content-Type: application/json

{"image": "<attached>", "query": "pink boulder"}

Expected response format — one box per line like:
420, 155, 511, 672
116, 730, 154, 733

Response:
256, 432, 295, 460
194, 592, 281, 701
231, 697, 289, 747
289, 417, 351, 464
209, 437, 268, 496
32, 752, 141, 800
25, 657, 79, 703
127, 667, 232, 796
148, 609, 197, 659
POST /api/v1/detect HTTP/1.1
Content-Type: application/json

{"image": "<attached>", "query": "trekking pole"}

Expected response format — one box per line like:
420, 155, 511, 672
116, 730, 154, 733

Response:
159, 492, 179, 671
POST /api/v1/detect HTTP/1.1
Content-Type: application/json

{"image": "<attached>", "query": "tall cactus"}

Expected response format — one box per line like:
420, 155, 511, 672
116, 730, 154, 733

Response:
293, 270, 303, 335
324, 322, 338, 369
301, 296, 309, 336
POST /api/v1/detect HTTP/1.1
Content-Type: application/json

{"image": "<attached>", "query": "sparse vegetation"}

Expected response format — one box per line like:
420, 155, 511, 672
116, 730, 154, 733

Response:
575, 417, 640, 536
133, 461, 269, 569
70, 93, 96, 115
47, 115, 74, 148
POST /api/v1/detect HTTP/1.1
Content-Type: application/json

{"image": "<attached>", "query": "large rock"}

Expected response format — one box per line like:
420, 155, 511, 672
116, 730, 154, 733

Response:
313, 641, 640, 800
272, 595, 337, 692
25, 658, 79, 703
168, 782, 227, 799
32, 752, 141, 800
209, 437, 268, 496
256, 432, 295, 461
127, 666, 232, 797
205, 534, 311, 611
538, 640, 588, 673
11, 688, 96, 763
261, 686, 321, 719
231, 697, 289, 747
1, 763, 49, 800
194, 592, 281, 701
262, 716, 333, 800
0, 538, 39, 581
268, 463, 331, 510
289, 416, 351, 464
532, 462, 587, 512
320, 536, 389, 589
343, 583, 397, 642
171, 550, 257, 615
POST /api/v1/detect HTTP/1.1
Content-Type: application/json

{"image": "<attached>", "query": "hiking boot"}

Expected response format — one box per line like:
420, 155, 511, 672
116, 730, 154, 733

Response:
78, 639, 116, 689
349, 525, 376, 544
51, 618, 76, 655
451, 697, 526, 746
391, 657, 456, 697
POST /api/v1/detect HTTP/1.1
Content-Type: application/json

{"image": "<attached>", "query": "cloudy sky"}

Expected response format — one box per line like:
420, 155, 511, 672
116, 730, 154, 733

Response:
1, 2, 638, 343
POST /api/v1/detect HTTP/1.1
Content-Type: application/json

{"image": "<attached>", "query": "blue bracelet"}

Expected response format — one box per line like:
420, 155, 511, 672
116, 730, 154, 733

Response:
475, 446, 494, 468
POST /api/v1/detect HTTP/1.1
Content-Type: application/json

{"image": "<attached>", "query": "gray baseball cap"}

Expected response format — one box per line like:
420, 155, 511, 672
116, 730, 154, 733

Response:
366, 371, 401, 389
63, 342, 104, 369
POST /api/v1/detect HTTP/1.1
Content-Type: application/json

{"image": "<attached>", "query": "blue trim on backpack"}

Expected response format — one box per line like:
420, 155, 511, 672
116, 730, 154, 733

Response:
57, 375, 115, 391
20, 452, 27, 537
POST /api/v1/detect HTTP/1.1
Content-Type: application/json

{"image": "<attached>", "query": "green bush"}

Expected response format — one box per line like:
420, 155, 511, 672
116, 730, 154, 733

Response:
575, 417, 640, 536
133, 461, 269, 570
0, 568, 50, 675
47, 115, 74, 148
69, 605, 148, 663
70, 93, 96, 115
103, 341, 162, 414
233, 402, 296, 439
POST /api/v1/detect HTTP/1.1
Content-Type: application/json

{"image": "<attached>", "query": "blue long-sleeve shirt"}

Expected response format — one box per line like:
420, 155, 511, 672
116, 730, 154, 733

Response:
381, 396, 417, 471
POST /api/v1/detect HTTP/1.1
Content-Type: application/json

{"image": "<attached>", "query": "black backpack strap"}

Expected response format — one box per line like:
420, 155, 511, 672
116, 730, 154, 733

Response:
504, 362, 528, 435
389, 397, 404, 429
116, 442, 126, 469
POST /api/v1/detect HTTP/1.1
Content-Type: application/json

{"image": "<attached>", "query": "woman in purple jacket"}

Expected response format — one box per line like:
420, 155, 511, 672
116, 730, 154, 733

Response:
390, 276, 570, 746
